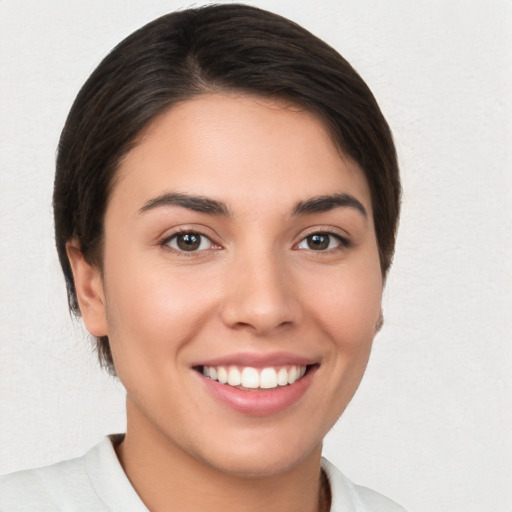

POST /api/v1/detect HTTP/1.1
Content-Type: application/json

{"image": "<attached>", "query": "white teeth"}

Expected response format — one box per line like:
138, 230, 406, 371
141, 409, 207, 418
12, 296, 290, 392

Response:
277, 367, 289, 386
227, 366, 241, 386
203, 365, 307, 389
217, 366, 228, 384
260, 367, 277, 389
287, 366, 298, 384
241, 367, 259, 388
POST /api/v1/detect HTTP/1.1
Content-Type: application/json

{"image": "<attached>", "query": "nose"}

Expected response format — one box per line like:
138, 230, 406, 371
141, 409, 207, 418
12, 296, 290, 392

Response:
219, 251, 301, 336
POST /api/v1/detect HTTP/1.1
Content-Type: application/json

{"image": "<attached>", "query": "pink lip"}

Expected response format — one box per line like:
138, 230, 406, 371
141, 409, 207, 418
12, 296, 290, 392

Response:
192, 351, 317, 369
195, 363, 318, 417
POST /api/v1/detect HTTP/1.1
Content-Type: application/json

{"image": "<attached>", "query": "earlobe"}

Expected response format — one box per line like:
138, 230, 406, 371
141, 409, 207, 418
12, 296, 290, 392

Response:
66, 240, 108, 337
375, 310, 384, 333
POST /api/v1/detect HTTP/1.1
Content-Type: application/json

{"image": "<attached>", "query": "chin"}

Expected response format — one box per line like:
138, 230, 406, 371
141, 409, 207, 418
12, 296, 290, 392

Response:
188, 428, 324, 478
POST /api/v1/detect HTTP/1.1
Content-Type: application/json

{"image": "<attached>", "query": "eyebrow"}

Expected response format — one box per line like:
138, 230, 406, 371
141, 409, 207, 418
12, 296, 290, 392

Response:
292, 193, 367, 218
138, 191, 367, 218
139, 192, 230, 216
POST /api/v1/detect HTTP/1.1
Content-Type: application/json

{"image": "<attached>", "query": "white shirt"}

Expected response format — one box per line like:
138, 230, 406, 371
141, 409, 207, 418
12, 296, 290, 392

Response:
0, 436, 406, 511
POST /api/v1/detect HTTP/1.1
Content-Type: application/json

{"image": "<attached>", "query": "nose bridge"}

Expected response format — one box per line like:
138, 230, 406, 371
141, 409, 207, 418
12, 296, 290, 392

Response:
220, 241, 299, 334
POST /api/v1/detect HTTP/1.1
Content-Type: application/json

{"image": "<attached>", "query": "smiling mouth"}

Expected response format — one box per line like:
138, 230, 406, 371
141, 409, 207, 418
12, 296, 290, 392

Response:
196, 365, 312, 390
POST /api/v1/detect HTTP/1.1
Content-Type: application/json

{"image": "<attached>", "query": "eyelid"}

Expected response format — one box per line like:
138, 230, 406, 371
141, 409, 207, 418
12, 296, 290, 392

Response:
157, 223, 222, 244
293, 227, 352, 251
296, 225, 351, 241
159, 226, 222, 255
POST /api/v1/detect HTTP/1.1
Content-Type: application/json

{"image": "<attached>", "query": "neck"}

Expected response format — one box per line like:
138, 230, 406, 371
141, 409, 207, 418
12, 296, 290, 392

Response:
116, 398, 328, 512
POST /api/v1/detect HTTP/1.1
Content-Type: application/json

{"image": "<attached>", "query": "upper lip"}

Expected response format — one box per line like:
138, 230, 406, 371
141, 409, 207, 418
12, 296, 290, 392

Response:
191, 351, 318, 369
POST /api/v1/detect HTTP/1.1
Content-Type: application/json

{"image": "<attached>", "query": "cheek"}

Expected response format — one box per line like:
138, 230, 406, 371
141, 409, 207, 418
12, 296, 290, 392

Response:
303, 255, 382, 403
102, 251, 215, 365
307, 262, 383, 343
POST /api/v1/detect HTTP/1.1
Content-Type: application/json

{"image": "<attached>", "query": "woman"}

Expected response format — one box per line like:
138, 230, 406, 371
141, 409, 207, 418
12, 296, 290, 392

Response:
1, 4, 404, 511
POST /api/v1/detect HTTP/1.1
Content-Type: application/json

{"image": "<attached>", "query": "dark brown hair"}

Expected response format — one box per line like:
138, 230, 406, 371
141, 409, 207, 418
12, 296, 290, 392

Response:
53, 4, 400, 374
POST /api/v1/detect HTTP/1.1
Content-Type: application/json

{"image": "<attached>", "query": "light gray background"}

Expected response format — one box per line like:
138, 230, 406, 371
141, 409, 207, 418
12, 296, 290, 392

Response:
1, 1, 511, 511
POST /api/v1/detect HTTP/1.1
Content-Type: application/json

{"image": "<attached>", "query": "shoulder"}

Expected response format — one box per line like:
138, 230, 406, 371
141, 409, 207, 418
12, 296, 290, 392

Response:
321, 458, 407, 512
0, 450, 99, 511
0, 435, 146, 512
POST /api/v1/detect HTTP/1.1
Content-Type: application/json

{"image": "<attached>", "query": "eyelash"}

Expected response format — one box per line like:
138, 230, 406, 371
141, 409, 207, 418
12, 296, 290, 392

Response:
160, 229, 351, 255
160, 229, 220, 256
294, 231, 352, 252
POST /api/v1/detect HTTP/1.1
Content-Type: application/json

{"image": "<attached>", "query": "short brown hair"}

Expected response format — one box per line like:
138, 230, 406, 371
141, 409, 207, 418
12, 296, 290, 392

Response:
54, 4, 400, 374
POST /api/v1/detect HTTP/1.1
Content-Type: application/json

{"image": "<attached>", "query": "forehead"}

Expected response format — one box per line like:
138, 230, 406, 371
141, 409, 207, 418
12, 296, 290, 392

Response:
110, 93, 372, 216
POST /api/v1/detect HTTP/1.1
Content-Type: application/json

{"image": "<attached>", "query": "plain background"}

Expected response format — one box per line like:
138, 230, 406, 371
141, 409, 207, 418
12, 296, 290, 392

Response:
1, 1, 511, 511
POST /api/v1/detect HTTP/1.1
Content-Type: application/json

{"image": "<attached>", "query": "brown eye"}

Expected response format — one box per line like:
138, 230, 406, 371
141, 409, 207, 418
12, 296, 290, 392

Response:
296, 232, 344, 251
307, 234, 329, 250
167, 232, 213, 252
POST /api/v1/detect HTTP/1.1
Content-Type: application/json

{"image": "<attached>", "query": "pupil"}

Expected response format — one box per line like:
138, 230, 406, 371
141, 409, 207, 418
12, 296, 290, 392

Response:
177, 233, 200, 251
308, 234, 329, 250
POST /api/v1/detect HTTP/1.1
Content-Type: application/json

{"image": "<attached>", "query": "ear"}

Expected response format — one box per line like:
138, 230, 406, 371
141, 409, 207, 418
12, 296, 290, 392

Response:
66, 240, 108, 337
375, 309, 384, 334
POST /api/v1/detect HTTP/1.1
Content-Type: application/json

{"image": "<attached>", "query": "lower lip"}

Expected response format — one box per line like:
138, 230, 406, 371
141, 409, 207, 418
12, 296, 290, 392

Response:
197, 366, 317, 416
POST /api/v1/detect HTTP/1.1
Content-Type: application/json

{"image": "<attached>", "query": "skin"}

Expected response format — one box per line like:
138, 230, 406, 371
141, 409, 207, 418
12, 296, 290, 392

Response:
68, 93, 383, 512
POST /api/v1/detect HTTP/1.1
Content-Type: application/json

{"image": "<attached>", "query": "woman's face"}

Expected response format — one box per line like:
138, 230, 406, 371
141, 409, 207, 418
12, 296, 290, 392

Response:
82, 93, 382, 476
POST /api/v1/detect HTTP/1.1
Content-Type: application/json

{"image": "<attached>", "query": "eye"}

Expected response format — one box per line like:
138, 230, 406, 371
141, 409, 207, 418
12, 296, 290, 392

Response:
296, 232, 346, 251
165, 232, 216, 252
